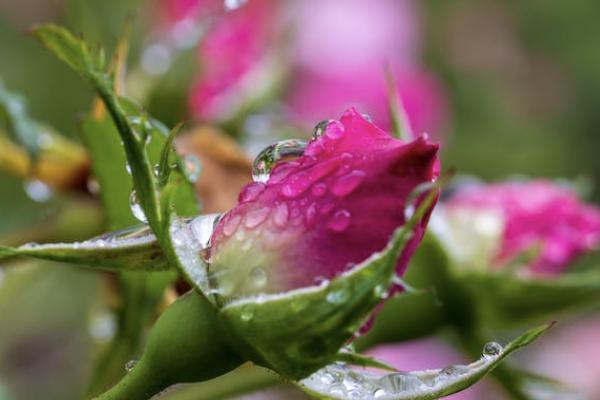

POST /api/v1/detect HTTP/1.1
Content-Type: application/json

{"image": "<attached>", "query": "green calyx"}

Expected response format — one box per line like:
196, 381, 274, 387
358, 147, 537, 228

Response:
218, 191, 437, 380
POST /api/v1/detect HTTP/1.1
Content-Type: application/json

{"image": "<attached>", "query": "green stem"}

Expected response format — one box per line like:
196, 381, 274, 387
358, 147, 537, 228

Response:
164, 366, 280, 400
93, 358, 170, 400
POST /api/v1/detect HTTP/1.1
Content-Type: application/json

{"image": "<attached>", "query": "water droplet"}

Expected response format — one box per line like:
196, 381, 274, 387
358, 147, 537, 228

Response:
312, 119, 334, 139
272, 203, 289, 227
87, 178, 100, 195
88, 312, 116, 343
314, 276, 330, 287
129, 190, 147, 222
373, 388, 386, 398
223, 214, 241, 236
239, 182, 266, 203
125, 359, 138, 372
312, 183, 327, 197
374, 285, 388, 299
248, 266, 267, 288
182, 154, 202, 183
189, 213, 222, 249
224, 0, 247, 11
320, 201, 335, 215
379, 373, 424, 392
244, 206, 270, 229
331, 170, 366, 197
305, 202, 317, 225
326, 288, 349, 304
361, 113, 373, 122
252, 139, 306, 183
324, 120, 345, 140
23, 179, 53, 202
125, 162, 132, 175
482, 342, 503, 359
328, 210, 351, 232
240, 306, 254, 322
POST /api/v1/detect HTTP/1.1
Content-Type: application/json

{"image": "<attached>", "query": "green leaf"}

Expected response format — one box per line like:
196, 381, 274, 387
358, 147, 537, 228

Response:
31, 24, 104, 78
298, 323, 552, 400
385, 66, 413, 141
0, 224, 168, 272
464, 269, 600, 328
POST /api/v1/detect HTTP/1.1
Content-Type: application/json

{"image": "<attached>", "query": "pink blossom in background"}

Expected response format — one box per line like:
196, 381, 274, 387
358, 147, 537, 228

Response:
172, 0, 447, 134
209, 108, 439, 299
446, 181, 600, 274
188, 0, 278, 120
366, 338, 485, 400
285, 0, 447, 136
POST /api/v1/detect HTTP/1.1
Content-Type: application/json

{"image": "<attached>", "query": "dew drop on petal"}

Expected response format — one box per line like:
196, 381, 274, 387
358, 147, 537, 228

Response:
244, 206, 271, 229
328, 210, 351, 232
23, 179, 53, 202
312, 119, 334, 139
331, 170, 366, 197
239, 183, 266, 203
272, 203, 289, 227
312, 183, 327, 197
320, 201, 335, 215
305, 202, 317, 225
482, 342, 503, 359
252, 139, 306, 183
129, 190, 147, 222
324, 120, 345, 140
223, 214, 242, 236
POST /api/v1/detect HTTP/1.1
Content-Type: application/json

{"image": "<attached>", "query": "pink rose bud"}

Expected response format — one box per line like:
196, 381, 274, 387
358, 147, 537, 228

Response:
443, 180, 600, 274
208, 108, 439, 301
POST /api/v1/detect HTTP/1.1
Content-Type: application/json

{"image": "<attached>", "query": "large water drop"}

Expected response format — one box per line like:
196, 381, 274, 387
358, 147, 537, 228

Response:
129, 190, 147, 222
328, 210, 351, 232
251, 139, 306, 183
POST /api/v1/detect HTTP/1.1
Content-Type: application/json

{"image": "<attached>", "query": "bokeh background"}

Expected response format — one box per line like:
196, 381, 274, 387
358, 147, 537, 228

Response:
1, 0, 599, 399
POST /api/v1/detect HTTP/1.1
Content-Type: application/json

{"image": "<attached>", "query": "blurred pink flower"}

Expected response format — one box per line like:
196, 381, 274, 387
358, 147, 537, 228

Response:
188, 0, 278, 120
286, 67, 446, 137
171, 0, 446, 133
284, 0, 447, 136
366, 338, 485, 400
446, 181, 600, 274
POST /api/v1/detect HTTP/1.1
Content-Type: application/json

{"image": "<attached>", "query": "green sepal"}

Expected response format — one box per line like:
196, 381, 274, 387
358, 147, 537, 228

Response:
95, 291, 244, 400
0, 224, 168, 272
219, 192, 438, 380
298, 323, 552, 400
463, 268, 600, 328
